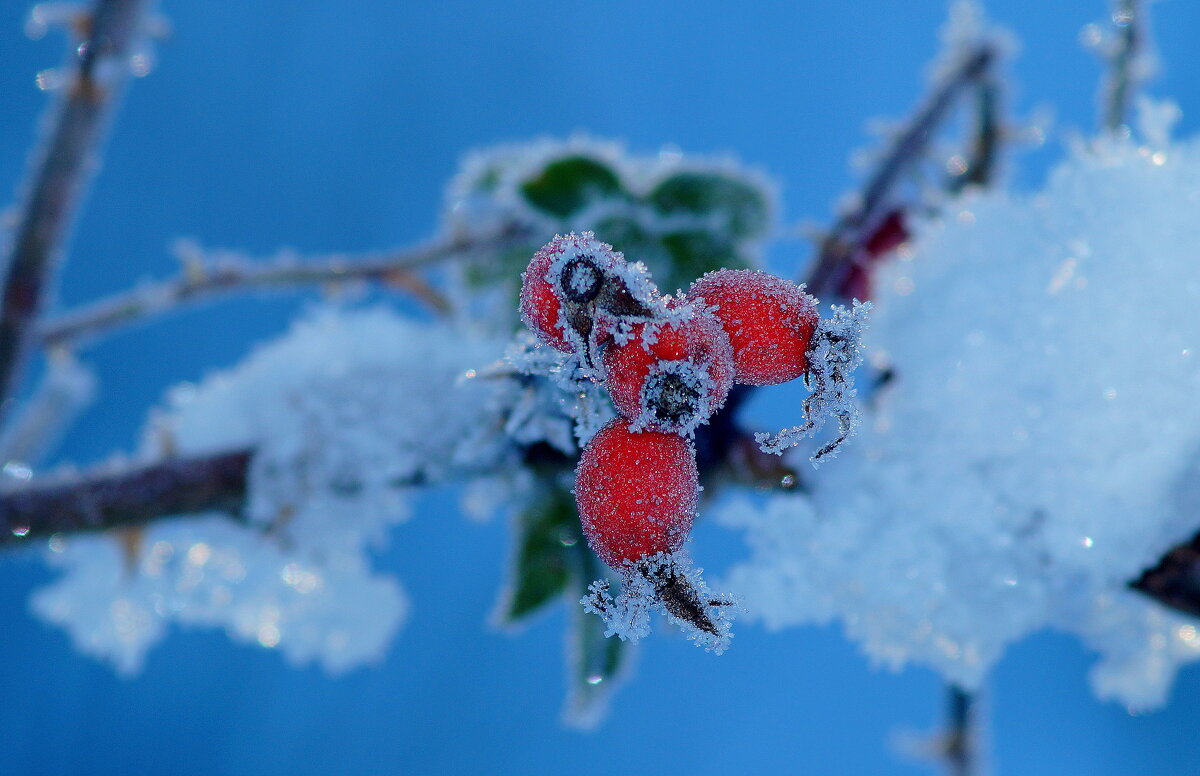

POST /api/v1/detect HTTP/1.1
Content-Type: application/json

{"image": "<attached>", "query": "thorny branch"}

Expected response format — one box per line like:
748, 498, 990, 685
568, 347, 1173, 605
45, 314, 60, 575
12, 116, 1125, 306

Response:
0, 0, 152, 419
39, 226, 533, 348
804, 43, 996, 299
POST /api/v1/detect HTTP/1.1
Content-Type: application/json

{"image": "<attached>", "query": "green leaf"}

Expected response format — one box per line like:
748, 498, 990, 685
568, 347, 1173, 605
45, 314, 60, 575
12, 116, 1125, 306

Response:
562, 546, 629, 727
658, 230, 746, 293
462, 242, 538, 290
520, 156, 625, 218
500, 489, 580, 622
648, 170, 771, 239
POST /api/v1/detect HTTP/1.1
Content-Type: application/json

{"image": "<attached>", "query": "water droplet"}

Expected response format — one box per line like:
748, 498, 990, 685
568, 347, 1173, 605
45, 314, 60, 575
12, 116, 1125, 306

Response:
3, 461, 33, 480
1082, 536, 1094, 548
34, 68, 64, 92
11, 525, 30, 537
130, 53, 153, 77
585, 674, 604, 685
780, 474, 796, 488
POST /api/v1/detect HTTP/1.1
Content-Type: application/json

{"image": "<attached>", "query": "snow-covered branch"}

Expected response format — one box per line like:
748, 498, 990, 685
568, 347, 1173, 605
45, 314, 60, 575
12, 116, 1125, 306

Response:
0, 448, 251, 545
805, 42, 997, 298
0, 0, 153, 414
39, 226, 531, 348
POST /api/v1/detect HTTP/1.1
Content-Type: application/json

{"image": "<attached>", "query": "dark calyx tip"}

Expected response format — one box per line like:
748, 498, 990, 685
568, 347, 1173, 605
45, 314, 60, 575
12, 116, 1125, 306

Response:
560, 255, 604, 303
646, 371, 701, 424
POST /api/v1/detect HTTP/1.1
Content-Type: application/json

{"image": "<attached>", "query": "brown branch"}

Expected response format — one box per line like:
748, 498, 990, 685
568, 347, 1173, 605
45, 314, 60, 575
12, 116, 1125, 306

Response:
1102, 0, 1144, 132
1130, 529, 1200, 618
39, 226, 531, 348
941, 685, 977, 776
804, 43, 996, 298
0, 0, 153, 417
0, 449, 252, 545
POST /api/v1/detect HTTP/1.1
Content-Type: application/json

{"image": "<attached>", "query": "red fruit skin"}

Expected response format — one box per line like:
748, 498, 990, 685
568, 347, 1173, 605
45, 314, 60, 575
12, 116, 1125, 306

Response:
602, 306, 734, 432
519, 240, 572, 352
575, 419, 698, 569
687, 269, 818, 387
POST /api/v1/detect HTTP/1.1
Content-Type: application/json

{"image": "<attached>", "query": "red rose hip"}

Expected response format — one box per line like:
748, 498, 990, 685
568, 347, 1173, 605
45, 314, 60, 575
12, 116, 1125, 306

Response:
519, 233, 623, 353
602, 303, 734, 436
687, 269, 819, 386
574, 418, 699, 569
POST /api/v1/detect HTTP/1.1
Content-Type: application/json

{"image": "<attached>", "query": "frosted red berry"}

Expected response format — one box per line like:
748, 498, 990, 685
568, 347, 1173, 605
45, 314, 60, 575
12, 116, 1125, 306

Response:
686, 269, 819, 387
519, 233, 625, 353
574, 418, 699, 569
602, 303, 734, 435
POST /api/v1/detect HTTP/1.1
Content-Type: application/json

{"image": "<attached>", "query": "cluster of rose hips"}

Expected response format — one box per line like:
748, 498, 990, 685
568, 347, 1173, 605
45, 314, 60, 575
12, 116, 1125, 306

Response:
519, 232, 832, 643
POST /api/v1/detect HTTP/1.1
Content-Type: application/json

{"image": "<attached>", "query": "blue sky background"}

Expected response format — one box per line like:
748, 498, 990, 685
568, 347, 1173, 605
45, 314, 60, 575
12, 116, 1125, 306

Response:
2, 1, 1200, 774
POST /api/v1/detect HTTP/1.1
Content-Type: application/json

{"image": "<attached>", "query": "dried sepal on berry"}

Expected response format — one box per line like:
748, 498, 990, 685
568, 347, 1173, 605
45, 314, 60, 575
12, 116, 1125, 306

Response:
520, 232, 665, 376
755, 299, 872, 464
602, 302, 734, 437
581, 551, 736, 654
574, 418, 698, 568
686, 269, 819, 386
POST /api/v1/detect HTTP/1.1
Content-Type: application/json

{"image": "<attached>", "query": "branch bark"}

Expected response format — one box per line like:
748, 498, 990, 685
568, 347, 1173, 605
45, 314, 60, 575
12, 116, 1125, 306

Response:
0, 0, 152, 416
941, 685, 977, 776
804, 44, 996, 299
39, 226, 531, 348
1130, 530, 1200, 618
1102, 0, 1144, 132
0, 449, 251, 545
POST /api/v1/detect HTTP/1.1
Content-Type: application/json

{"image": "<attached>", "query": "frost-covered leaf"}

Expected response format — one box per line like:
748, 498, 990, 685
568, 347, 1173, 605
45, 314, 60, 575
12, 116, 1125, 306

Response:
648, 170, 771, 239
519, 155, 625, 218
659, 230, 741, 292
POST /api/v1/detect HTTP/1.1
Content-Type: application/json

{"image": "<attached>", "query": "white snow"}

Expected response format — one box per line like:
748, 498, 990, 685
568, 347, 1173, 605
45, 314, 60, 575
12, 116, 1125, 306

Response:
32, 307, 538, 674
724, 118, 1200, 710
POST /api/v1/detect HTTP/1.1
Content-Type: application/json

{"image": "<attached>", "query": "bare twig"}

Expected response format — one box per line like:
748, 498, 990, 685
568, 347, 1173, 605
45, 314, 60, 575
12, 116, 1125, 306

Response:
941, 685, 977, 776
0, 448, 251, 545
1130, 529, 1200, 618
1102, 0, 1144, 132
0, 0, 153, 417
947, 72, 1000, 195
805, 44, 996, 298
0, 350, 96, 465
39, 226, 531, 348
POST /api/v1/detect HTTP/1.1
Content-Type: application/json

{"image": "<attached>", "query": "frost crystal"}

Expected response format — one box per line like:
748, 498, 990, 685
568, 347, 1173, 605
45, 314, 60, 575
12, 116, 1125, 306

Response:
755, 299, 871, 464
725, 128, 1200, 710
582, 551, 736, 654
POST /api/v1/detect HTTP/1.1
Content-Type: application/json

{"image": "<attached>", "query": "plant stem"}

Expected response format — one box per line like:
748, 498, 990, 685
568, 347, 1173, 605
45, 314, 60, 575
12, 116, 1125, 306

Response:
0, 449, 251, 545
805, 44, 995, 299
942, 685, 976, 776
0, 0, 153, 418
1102, 0, 1143, 132
40, 226, 531, 348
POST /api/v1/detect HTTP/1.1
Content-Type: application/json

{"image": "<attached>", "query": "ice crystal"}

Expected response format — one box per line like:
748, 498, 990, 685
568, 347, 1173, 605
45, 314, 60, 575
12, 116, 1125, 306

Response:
582, 551, 736, 654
